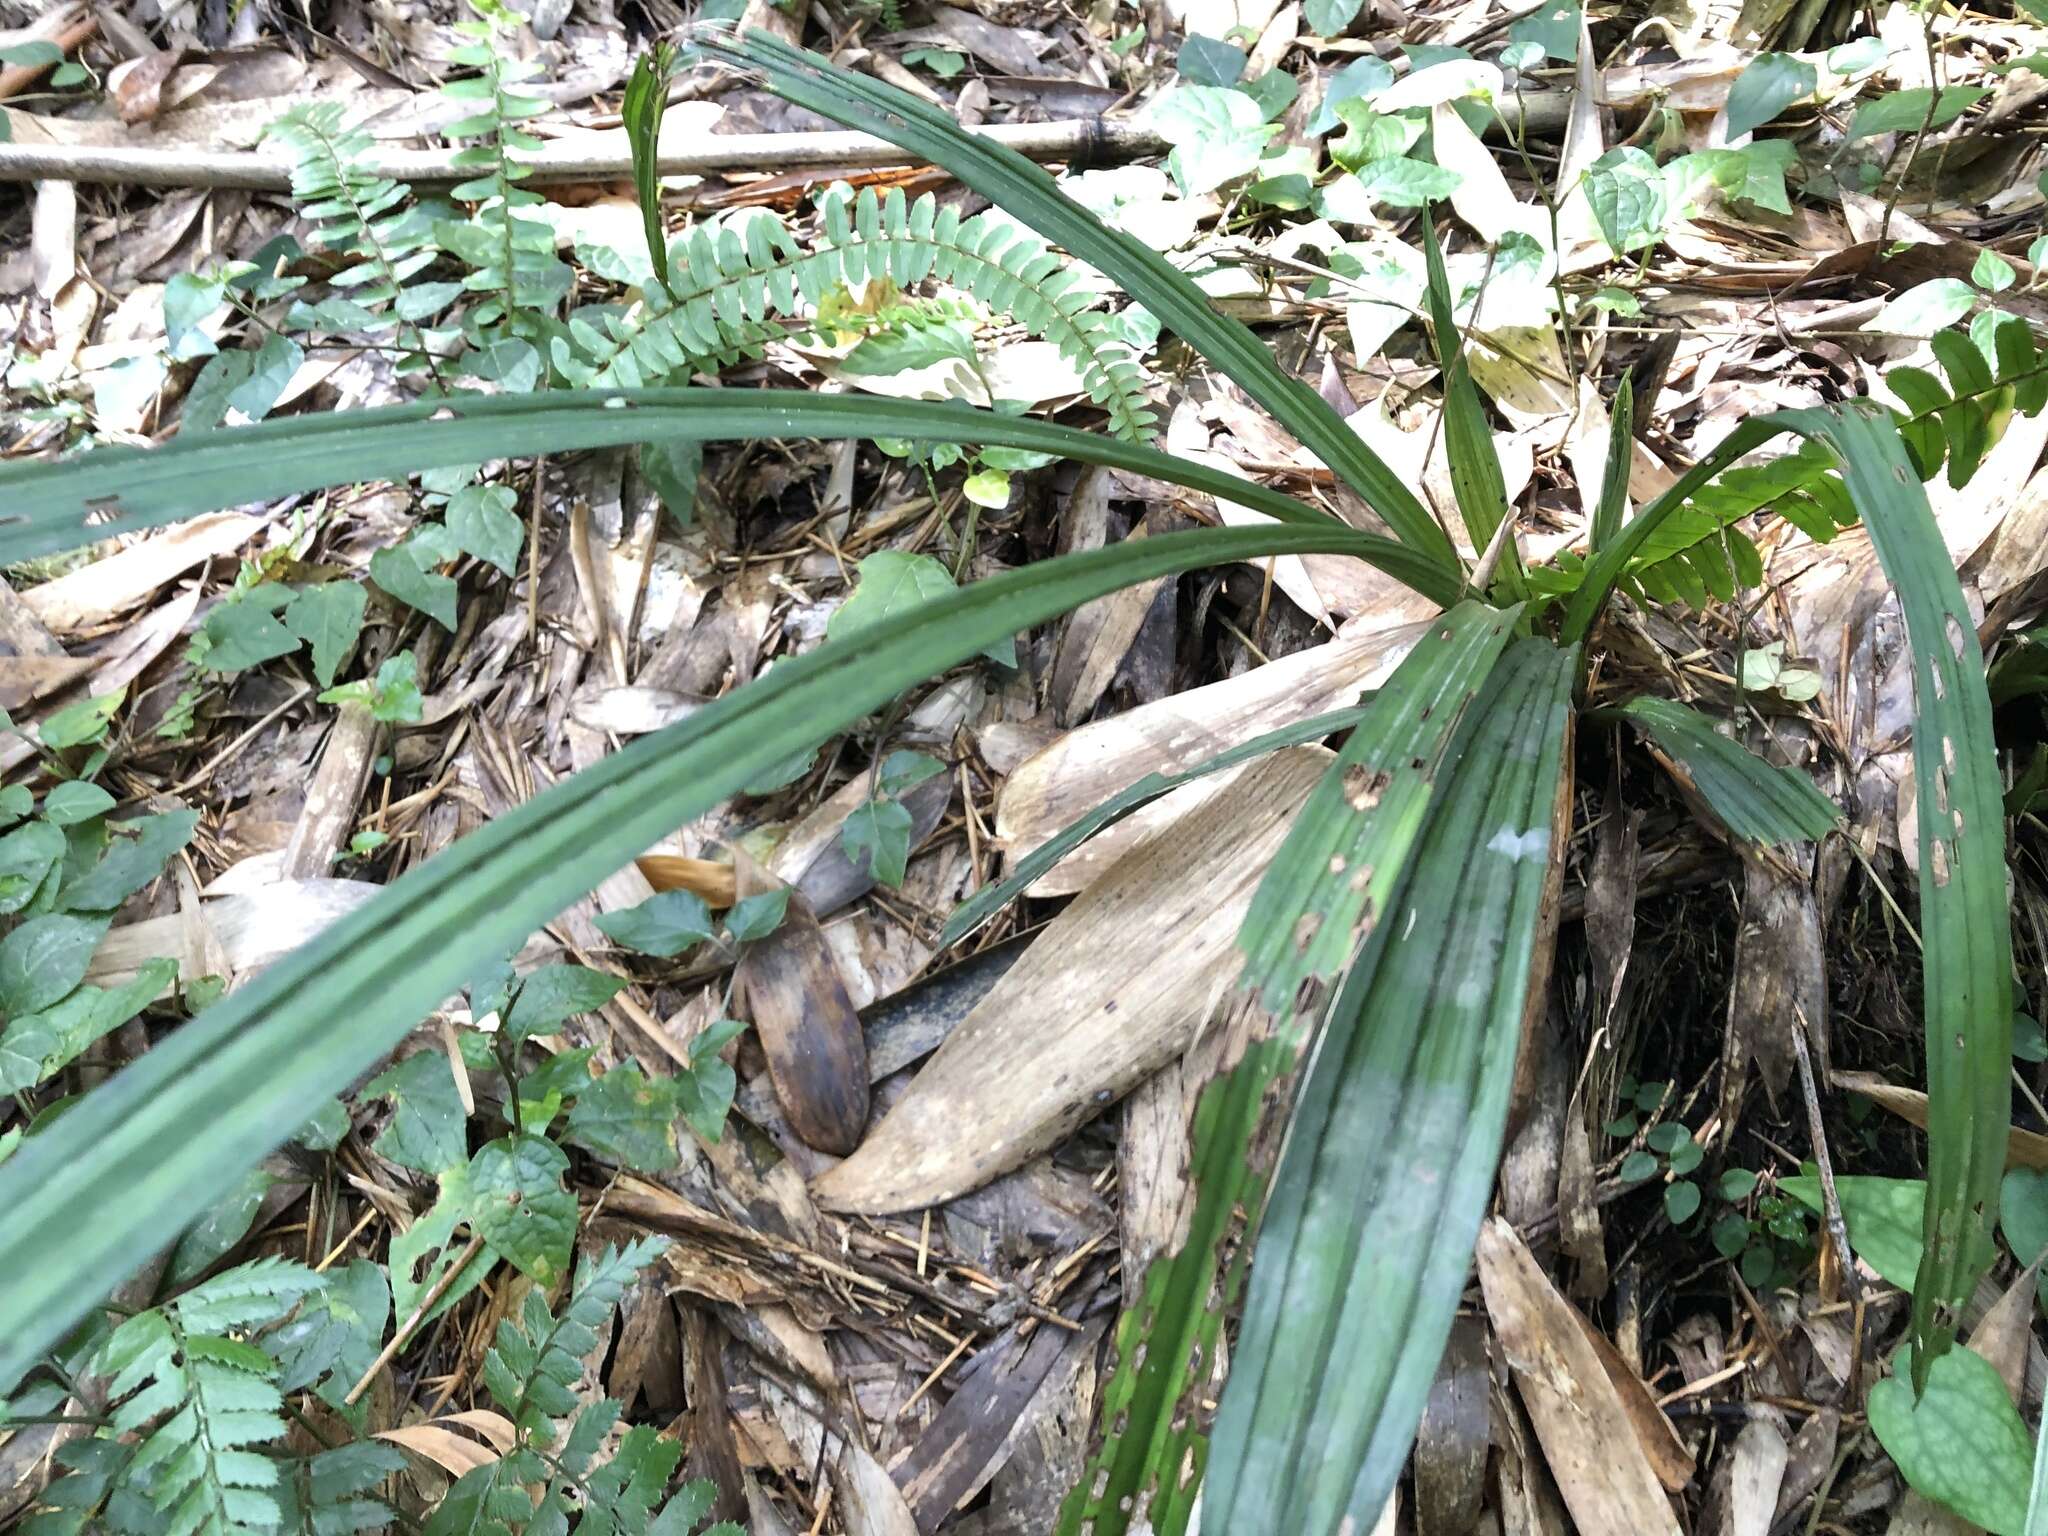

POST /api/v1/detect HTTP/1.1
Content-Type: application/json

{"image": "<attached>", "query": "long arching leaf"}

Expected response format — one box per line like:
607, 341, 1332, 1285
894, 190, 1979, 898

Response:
682, 28, 1462, 575
1060, 602, 1519, 1536
1601, 696, 1841, 845
0, 521, 1399, 1392
1203, 637, 1574, 1535
1567, 399, 2008, 1382
0, 390, 1456, 604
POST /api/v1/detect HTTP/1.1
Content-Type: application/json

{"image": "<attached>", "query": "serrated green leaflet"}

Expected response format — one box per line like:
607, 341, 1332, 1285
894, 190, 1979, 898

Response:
1057, 605, 1519, 1536
1204, 638, 1574, 1535
0, 521, 1402, 1393
0, 390, 1461, 604
1601, 696, 1841, 845
684, 28, 1461, 576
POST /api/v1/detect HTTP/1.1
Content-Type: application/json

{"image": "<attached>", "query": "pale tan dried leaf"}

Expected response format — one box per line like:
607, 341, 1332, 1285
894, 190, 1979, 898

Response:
23, 513, 262, 636
375, 1420, 507, 1476
813, 746, 1330, 1213
86, 878, 380, 996
994, 621, 1424, 893
1833, 1070, 2048, 1170
1476, 1218, 1684, 1536
1727, 1421, 1789, 1536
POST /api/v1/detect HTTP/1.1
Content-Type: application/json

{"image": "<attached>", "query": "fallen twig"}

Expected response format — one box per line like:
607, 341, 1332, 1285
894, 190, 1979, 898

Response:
0, 117, 1169, 189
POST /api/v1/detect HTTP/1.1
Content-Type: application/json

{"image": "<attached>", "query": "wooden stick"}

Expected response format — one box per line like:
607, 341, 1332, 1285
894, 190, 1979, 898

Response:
0, 117, 1169, 190
0, 5, 95, 104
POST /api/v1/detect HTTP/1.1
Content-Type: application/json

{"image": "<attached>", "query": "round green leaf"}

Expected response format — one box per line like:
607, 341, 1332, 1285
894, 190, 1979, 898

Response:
1711, 1211, 1751, 1257
1724, 52, 1817, 140
1719, 1167, 1759, 1201
1867, 1347, 2029, 1535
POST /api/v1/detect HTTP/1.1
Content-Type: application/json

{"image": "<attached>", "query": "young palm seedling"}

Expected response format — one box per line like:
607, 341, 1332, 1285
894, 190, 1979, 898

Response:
0, 28, 2033, 1536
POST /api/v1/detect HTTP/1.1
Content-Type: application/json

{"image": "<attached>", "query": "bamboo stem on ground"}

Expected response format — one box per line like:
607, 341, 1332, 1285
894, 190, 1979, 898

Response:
0, 93, 1565, 189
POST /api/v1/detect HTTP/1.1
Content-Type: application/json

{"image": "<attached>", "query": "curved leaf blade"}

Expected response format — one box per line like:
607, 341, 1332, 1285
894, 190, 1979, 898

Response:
0, 391, 1467, 604
685, 28, 1462, 574
0, 521, 1397, 1392
1204, 637, 1575, 1535
1603, 696, 1841, 844
1059, 603, 1520, 1536
1808, 403, 2011, 1377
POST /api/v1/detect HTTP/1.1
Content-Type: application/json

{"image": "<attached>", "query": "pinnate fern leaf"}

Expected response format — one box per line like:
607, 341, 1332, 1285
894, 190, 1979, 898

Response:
1539, 314, 2048, 608
480, 1237, 667, 1445
91, 1260, 325, 1536
264, 106, 441, 337
556, 185, 1156, 440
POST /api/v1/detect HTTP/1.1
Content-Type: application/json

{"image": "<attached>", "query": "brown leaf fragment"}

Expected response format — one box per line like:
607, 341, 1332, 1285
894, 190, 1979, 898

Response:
811, 745, 1328, 1213
732, 856, 869, 1156
1720, 861, 1827, 1126
112, 48, 186, 125
890, 1307, 1107, 1532
1725, 1420, 1789, 1536
1476, 1217, 1684, 1536
1414, 1317, 1490, 1536
1772, 1409, 1839, 1527
681, 1308, 750, 1527
1832, 1070, 2048, 1170
1575, 1312, 1696, 1492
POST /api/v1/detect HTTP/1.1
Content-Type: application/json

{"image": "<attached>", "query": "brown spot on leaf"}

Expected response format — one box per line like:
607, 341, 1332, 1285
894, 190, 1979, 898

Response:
1343, 764, 1389, 812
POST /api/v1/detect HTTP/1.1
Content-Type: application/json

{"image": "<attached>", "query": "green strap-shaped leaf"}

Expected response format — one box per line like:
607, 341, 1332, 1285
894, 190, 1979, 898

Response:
1814, 404, 2010, 1379
1601, 696, 1841, 845
1578, 402, 2010, 1378
1237, 601, 1520, 1013
684, 28, 1462, 575
939, 698, 1378, 948
1204, 637, 1574, 1535
1057, 602, 1519, 1536
621, 43, 677, 295
1419, 216, 1523, 601
0, 389, 1456, 606
1590, 368, 1633, 554
0, 522, 1401, 1392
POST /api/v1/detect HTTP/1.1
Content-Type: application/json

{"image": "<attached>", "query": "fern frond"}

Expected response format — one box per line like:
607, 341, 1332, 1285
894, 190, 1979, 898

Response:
479, 1238, 668, 1447
265, 104, 449, 383
93, 1263, 324, 1536
420, 1240, 679, 1536
556, 186, 1156, 441
275, 1443, 405, 1536
440, 22, 573, 349
265, 107, 441, 332
1533, 315, 2048, 609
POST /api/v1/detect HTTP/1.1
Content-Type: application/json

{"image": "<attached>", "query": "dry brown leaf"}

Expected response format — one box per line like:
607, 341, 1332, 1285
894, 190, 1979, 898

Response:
994, 620, 1425, 891
1575, 1315, 1696, 1492
85, 878, 380, 995
1833, 1070, 2048, 1170
1476, 1217, 1684, 1536
1414, 1317, 1491, 1536
813, 745, 1330, 1213
732, 858, 869, 1156
375, 1414, 513, 1476
1727, 1420, 1789, 1536
23, 513, 262, 636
